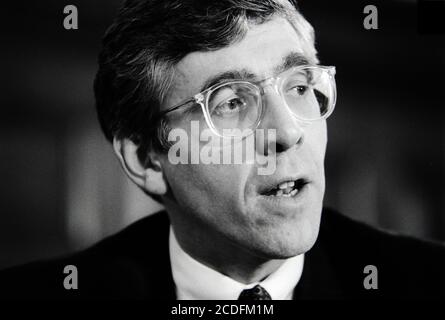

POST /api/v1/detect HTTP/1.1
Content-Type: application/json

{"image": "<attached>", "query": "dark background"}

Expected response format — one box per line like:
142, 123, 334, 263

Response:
0, 0, 444, 270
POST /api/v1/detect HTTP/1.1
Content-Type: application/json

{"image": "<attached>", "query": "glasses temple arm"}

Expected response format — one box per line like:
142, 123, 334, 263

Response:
158, 98, 196, 117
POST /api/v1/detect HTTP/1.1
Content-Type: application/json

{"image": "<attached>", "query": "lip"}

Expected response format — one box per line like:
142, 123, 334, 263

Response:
258, 181, 310, 210
257, 175, 310, 195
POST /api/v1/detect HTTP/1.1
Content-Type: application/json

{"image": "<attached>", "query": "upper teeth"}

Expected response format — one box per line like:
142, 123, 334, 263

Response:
278, 181, 295, 190
270, 180, 298, 196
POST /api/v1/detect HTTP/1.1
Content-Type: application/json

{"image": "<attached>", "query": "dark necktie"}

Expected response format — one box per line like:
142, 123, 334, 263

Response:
238, 284, 272, 300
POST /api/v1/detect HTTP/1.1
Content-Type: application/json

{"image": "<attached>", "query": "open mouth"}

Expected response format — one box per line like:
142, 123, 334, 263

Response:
262, 178, 308, 197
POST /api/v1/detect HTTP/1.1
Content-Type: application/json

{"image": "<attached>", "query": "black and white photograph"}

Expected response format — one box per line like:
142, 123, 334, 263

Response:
0, 0, 444, 309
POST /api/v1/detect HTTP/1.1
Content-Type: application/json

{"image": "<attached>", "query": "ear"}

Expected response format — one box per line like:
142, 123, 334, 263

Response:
113, 137, 168, 196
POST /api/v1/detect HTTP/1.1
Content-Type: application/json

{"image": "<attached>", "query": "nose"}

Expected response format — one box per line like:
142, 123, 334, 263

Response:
257, 88, 305, 155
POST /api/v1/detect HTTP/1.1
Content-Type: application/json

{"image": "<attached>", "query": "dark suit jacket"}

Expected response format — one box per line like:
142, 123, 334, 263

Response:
1, 208, 444, 299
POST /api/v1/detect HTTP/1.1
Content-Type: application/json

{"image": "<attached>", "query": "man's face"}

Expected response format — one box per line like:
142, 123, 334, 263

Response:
159, 16, 327, 259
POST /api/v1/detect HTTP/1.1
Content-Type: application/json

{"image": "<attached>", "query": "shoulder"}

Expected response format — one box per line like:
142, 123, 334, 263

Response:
0, 211, 172, 299
316, 208, 445, 298
320, 207, 445, 257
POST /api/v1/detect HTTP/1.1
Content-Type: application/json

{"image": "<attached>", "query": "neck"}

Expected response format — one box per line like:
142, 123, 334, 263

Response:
169, 214, 285, 284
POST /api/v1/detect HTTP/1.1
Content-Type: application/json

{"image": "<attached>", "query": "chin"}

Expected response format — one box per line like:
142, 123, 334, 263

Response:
246, 213, 322, 260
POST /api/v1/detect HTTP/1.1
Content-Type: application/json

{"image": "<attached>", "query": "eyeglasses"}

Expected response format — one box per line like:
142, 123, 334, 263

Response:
160, 65, 337, 137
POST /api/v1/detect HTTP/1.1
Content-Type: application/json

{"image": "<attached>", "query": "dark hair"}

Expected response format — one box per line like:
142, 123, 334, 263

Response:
94, 0, 316, 163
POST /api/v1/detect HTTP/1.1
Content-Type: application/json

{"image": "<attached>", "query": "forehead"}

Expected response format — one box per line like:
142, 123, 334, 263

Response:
163, 16, 314, 110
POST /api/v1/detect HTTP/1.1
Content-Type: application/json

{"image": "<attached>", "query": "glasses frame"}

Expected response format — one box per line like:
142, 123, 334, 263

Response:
159, 65, 337, 138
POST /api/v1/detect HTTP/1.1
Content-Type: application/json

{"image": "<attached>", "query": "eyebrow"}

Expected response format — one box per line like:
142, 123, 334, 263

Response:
199, 70, 256, 92
199, 51, 312, 92
274, 51, 312, 74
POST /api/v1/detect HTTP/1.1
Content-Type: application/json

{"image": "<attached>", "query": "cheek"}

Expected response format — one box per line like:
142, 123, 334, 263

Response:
161, 157, 251, 213
305, 121, 327, 190
305, 121, 327, 160
162, 126, 255, 203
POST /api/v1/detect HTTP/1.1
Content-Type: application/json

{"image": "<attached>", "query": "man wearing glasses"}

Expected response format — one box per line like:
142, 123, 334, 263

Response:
1, 0, 444, 299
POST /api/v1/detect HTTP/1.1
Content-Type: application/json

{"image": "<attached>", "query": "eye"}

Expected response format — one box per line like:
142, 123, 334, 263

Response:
288, 85, 309, 96
214, 97, 247, 115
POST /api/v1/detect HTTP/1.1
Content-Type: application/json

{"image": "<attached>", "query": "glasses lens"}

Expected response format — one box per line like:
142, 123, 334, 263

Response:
282, 67, 335, 120
207, 82, 262, 135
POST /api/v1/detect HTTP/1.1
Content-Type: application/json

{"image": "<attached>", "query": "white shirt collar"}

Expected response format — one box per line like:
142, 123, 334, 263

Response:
169, 227, 304, 300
